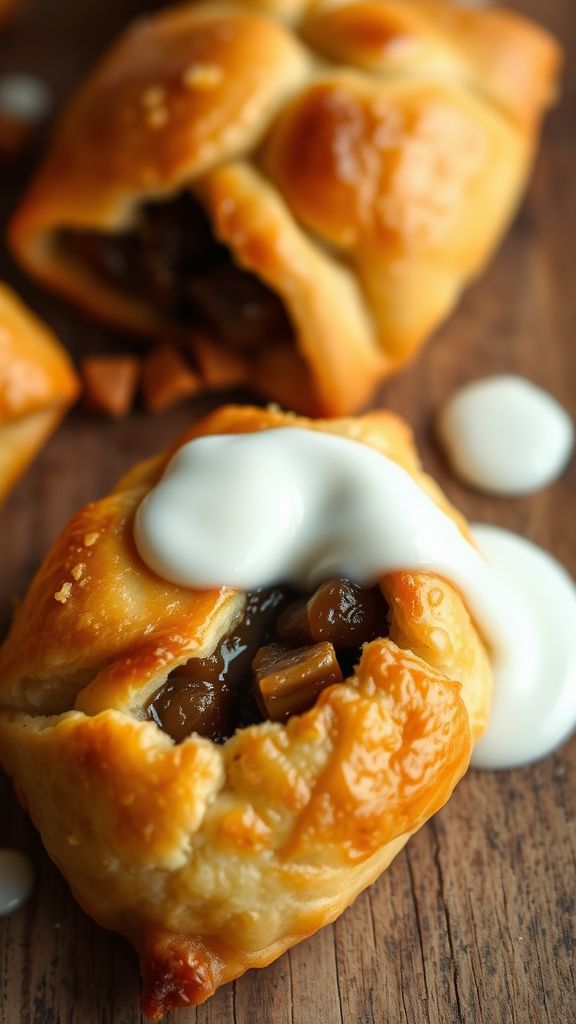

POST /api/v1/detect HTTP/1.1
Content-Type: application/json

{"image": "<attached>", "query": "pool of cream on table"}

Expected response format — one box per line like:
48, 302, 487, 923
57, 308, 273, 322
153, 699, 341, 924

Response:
135, 427, 576, 772
437, 375, 574, 496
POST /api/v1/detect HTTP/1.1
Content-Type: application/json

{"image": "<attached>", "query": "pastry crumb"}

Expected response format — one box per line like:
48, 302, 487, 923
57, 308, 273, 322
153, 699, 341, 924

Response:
182, 64, 222, 90
147, 106, 168, 128
54, 582, 72, 604
84, 532, 99, 547
141, 84, 166, 108
71, 562, 86, 581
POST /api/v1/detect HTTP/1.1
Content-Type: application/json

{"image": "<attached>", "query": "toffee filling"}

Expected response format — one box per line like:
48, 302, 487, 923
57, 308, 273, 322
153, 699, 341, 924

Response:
59, 192, 293, 352
147, 578, 390, 744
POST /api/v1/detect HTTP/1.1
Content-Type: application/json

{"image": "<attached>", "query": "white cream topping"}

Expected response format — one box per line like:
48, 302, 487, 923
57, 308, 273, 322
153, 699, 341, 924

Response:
0, 74, 52, 122
470, 525, 576, 769
135, 428, 576, 768
135, 429, 504, 632
0, 849, 34, 918
437, 375, 574, 496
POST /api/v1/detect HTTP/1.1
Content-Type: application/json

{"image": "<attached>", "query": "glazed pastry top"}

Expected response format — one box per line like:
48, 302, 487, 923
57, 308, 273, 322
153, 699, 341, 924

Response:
12, 0, 559, 226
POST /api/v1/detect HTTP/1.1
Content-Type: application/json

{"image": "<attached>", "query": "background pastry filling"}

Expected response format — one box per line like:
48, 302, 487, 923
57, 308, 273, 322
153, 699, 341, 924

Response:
59, 191, 294, 352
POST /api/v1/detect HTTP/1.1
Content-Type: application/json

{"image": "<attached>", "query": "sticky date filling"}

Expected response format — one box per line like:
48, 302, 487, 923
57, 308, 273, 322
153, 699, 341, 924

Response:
147, 579, 390, 744
59, 191, 293, 352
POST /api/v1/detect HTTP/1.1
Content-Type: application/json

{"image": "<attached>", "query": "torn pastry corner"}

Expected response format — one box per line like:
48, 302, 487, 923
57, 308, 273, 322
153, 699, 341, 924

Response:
138, 927, 295, 1017
0, 282, 79, 503
139, 932, 229, 1018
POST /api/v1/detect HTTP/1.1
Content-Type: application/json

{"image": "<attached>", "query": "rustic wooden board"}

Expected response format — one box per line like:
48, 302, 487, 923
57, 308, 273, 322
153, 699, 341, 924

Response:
0, 1, 575, 1022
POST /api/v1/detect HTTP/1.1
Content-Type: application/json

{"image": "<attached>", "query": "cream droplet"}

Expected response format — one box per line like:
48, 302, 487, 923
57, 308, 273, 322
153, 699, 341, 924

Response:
0, 849, 35, 917
0, 74, 52, 122
438, 375, 574, 496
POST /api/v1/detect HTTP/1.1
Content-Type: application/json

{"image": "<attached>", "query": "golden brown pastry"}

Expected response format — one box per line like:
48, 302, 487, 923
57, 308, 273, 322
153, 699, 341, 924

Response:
0, 0, 20, 26
8, 0, 560, 415
0, 404, 492, 1017
0, 283, 78, 502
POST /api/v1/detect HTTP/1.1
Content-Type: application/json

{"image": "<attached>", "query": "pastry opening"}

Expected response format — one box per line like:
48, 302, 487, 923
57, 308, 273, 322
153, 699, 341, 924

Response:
9, 666, 97, 716
147, 578, 390, 744
58, 191, 295, 354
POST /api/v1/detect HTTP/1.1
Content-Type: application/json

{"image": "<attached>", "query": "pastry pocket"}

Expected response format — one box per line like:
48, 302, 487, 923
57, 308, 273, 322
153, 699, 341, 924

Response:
0, 404, 492, 1015
9, 1, 560, 414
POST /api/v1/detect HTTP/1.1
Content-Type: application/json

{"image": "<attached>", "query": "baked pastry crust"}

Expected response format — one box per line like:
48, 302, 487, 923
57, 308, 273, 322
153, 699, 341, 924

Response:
0, 0, 20, 26
9, 0, 560, 414
0, 404, 492, 1016
0, 283, 78, 502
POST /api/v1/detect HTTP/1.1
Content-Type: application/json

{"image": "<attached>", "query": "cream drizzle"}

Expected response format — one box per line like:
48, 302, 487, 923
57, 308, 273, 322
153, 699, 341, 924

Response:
470, 525, 576, 769
135, 428, 576, 768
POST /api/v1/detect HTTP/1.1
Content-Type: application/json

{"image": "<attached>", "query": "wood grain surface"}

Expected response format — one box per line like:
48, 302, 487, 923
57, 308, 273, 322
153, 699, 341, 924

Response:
0, 2, 575, 1022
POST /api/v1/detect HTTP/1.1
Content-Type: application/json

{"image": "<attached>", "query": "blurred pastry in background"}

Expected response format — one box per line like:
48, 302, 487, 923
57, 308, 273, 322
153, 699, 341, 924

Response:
0, 0, 22, 28
0, 283, 79, 503
9, 0, 561, 415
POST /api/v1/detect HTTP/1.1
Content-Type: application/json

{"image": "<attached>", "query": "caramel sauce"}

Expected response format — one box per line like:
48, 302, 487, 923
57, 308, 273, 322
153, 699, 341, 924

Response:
148, 588, 288, 743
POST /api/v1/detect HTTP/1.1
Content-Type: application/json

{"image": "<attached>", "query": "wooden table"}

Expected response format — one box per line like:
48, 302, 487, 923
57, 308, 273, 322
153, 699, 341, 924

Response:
1, 1, 574, 1022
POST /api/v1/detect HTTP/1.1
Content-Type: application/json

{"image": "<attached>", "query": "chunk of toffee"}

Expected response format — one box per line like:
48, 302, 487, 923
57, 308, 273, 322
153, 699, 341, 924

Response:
276, 579, 388, 648
253, 641, 342, 722
148, 588, 288, 743
81, 355, 140, 418
140, 342, 200, 413
190, 332, 249, 389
